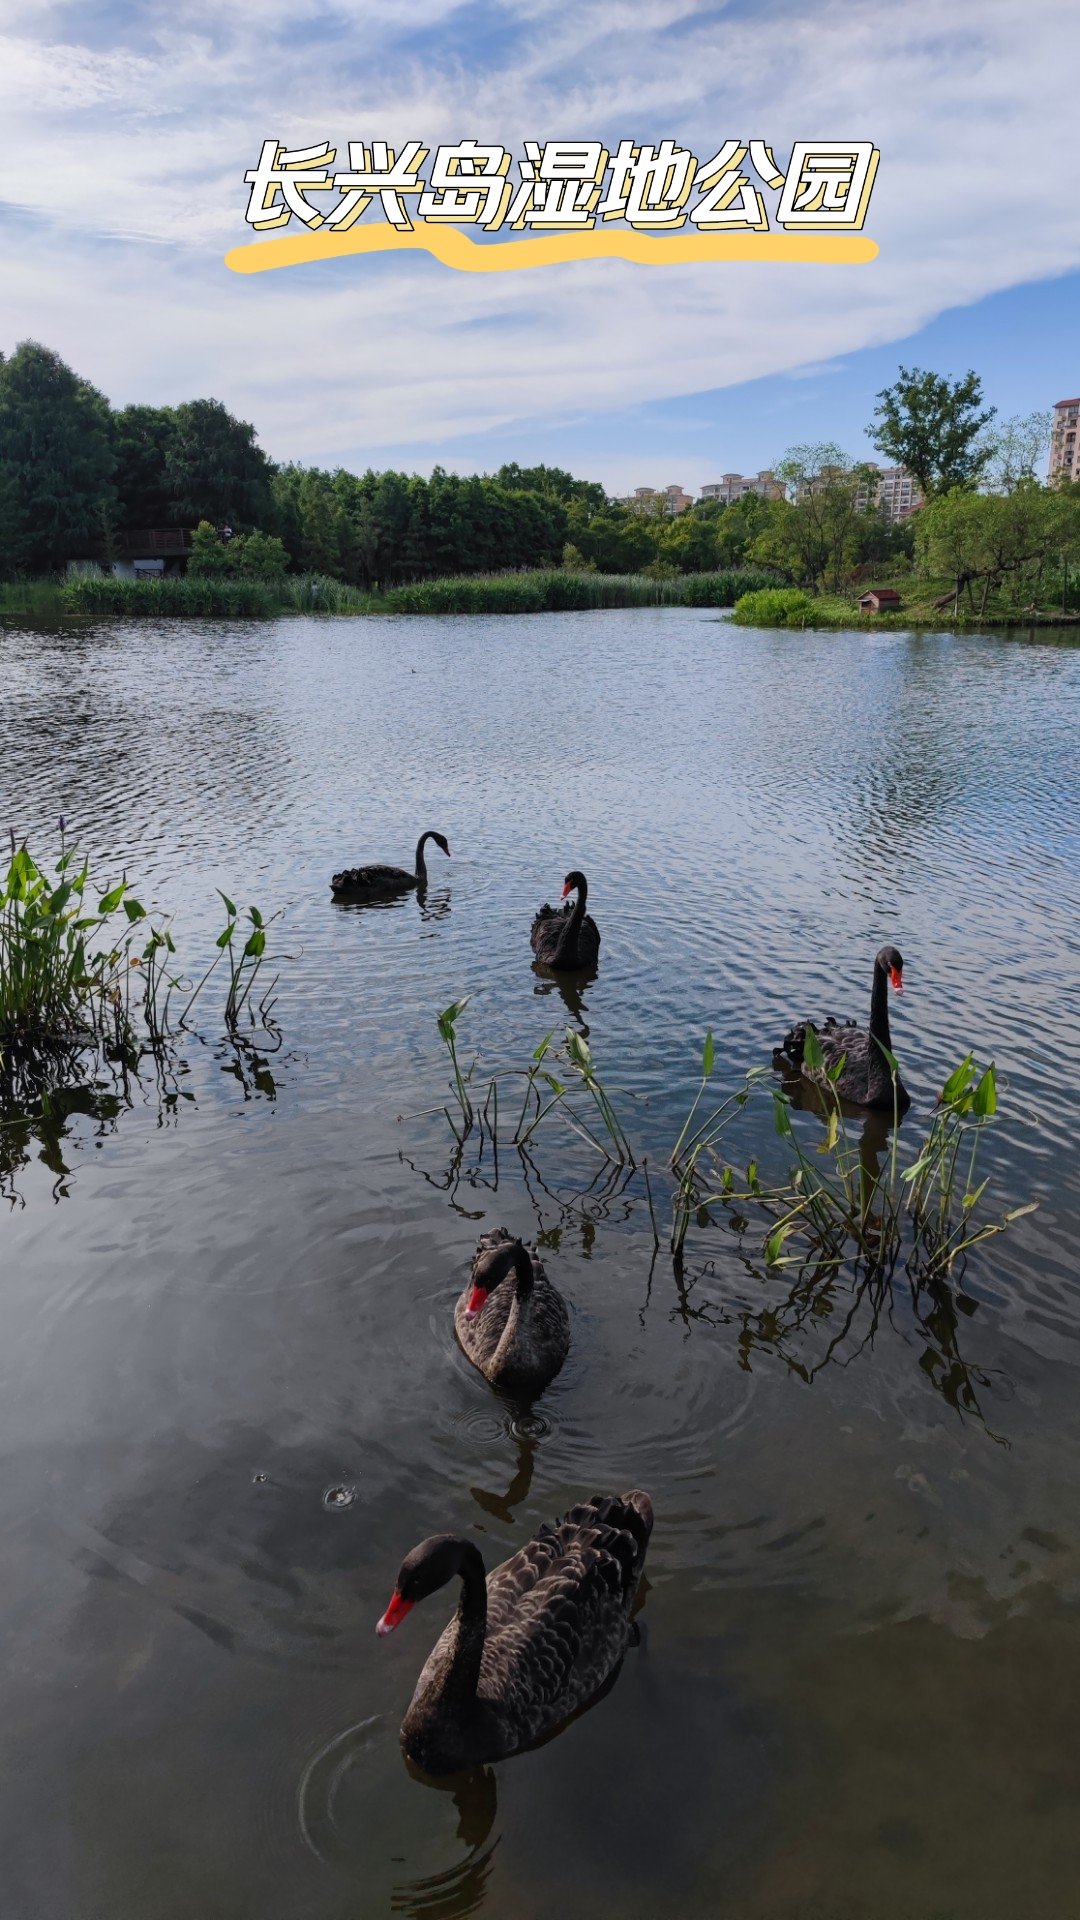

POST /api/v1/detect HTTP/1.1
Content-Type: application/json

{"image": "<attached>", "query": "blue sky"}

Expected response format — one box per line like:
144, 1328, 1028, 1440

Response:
1, 0, 1076, 492
351, 269, 1080, 485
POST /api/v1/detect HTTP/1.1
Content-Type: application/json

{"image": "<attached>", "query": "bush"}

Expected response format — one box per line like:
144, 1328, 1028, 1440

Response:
187, 521, 289, 581
732, 587, 818, 628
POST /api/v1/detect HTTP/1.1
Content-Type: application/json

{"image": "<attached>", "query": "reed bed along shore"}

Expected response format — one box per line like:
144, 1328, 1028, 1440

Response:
2, 568, 780, 622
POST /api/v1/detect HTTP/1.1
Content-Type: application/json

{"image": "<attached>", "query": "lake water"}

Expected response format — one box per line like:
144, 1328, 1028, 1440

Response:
1, 609, 1079, 1920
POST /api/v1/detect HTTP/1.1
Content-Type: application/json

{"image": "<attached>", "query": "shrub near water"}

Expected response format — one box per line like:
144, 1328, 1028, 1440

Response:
732, 587, 818, 628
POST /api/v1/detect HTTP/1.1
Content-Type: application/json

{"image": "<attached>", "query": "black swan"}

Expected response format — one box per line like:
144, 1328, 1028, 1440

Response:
775, 944, 911, 1112
455, 1229, 570, 1398
376, 1490, 654, 1774
530, 870, 601, 971
330, 830, 449, 898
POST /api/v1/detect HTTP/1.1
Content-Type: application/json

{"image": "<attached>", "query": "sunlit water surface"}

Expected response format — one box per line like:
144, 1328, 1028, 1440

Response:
1, 610, 1079, 1920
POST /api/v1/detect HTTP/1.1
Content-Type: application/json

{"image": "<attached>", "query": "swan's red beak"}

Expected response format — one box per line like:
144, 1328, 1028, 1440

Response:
463, 1285, 488, 1321
888, 965, 904, 993
560, 881, 573, 899
376, 1590, 415, 1637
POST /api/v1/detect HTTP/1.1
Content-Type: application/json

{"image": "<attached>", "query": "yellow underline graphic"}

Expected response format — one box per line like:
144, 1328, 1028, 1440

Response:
225, 226, 878, 276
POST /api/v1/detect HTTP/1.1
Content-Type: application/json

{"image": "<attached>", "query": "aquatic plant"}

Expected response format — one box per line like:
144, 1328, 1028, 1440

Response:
671, 1031, 1034, 1280
424, 1002, 635, 1166
0, 580, 71, 621
281, 573, 378, 614
0, 834, 281, 1061
418, 1004, 1034, 1297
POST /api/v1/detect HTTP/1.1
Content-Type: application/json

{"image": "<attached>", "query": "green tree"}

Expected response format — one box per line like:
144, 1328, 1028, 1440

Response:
111, 404, 177, 527
0, 340, 116, 573
164, 398, 274, 529
978, 411, 1053, 494
495, 462, 606, 513
713, 492, 779, 568
916, 482, 1080, 614
870, 366, 996, 498
762, 446, 875, 590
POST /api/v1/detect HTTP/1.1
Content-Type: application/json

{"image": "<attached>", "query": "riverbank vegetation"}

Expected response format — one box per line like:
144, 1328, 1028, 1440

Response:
28, 563, 779, 620
2, 339, 1079, 628
734, 480, 1080, 629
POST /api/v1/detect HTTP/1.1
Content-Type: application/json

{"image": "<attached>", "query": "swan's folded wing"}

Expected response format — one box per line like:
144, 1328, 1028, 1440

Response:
482, 1538, 633, 1723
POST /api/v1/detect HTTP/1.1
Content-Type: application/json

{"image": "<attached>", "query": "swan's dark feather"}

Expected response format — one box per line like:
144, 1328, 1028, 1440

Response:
402, 1492, 653, 1769
330, 862, 415, 895
777, 1015, 905, 1110
530, 901, 601, 969
454, 1228, 570, 1396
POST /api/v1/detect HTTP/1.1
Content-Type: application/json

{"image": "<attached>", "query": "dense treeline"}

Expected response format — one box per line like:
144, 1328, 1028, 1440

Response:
2, 338, 1077, 606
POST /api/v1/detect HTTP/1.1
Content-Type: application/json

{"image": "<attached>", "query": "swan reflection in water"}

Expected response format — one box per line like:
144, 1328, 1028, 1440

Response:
469, 1415, 540, 1526
531, 959, 597, 1036
330, 882, 452, 923
393, 1761, 499, 1920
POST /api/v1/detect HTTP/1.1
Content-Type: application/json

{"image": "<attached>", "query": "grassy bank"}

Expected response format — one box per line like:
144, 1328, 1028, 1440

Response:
3, 567, 779, 622
733, 580, 1080, 632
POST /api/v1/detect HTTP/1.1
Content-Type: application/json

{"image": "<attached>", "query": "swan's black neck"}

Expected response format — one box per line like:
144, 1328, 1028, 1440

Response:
555, 880, 586, 963
414, 832, 435, 882
443, 1541, 488, 1707
869, 957, 892, 1053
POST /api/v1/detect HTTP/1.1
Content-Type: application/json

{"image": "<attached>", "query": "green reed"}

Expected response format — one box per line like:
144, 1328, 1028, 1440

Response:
376, 568, 779, 616
62, 576, 282, 618
425, 1003, 634, 1165
670, 1027, 1034, 1280
0, 834, 281, 1066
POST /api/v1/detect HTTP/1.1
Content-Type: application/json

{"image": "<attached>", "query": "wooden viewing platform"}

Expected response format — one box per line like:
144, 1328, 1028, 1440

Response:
115, 528, 194, 559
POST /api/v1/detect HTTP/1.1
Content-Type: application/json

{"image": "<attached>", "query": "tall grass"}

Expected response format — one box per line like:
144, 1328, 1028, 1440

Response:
0, 580, 70, 620
379, 568, 779, 614
280, 573, 379, 613
7, 567, 781, 623
62, 576, 282, 618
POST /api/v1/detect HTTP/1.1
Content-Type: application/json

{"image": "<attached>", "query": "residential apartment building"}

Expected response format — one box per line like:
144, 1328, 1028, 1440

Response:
853, 463, 924, 522
615, 483, 694, 515
1048, 398, 1079, 483
699, 470, 785, 505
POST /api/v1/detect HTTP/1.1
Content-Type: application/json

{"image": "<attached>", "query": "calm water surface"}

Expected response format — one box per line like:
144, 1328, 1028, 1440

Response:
1, 610, 1079, 1920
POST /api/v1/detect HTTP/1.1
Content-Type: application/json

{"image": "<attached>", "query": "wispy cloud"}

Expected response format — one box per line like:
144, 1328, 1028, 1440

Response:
1, 0, 1074, 482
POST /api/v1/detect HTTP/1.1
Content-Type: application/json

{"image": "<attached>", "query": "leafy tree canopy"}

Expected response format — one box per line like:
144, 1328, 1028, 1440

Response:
0, 340, 116, 573
164, 398, 275, 530
870, 365, 996, 498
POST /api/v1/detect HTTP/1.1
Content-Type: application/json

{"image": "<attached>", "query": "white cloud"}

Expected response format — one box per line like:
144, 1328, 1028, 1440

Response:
1, 0, 1075, 484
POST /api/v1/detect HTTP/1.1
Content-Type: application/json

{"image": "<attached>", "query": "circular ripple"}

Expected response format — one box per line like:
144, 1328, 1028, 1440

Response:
296, 1712, 499, 1915
322, 1483, 358, 1511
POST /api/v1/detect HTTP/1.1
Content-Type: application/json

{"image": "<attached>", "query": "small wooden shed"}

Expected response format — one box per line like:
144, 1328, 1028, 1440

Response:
858, 588, 901, 613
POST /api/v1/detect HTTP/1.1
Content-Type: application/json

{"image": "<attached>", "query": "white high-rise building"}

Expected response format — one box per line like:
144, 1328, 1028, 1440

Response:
1048, 398, 1080, 483
698, 471, 784, 505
